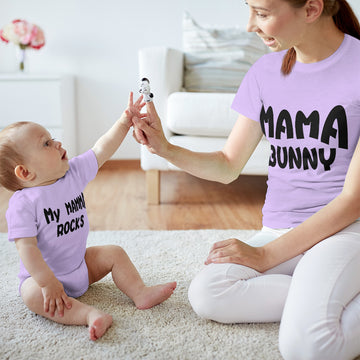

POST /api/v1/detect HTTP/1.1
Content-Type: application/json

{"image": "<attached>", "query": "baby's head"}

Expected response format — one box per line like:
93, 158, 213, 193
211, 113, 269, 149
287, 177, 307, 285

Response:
0, 121, 69, 191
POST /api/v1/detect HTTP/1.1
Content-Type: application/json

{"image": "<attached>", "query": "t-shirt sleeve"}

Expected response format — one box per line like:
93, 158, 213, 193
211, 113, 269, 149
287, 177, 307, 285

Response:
231, 59, 263, 123
68, 149, 99, 188
6, 193, 37, 242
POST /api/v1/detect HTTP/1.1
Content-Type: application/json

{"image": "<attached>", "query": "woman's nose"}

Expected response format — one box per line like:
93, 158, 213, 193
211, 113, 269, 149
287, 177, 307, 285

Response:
247, 13, 258, 33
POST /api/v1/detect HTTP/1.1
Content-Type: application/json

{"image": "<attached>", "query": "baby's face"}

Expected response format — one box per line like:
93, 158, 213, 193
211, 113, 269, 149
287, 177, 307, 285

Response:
16, 123, 69, 187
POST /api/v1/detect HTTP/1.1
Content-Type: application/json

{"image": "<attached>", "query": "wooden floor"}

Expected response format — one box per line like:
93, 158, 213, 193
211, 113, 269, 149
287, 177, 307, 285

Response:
0, 160, 267, 232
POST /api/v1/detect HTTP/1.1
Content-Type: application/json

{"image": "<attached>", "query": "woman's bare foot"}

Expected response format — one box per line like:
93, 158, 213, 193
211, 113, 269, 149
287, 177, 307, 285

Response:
134, 282, 177, 310
88, 309, 113, 341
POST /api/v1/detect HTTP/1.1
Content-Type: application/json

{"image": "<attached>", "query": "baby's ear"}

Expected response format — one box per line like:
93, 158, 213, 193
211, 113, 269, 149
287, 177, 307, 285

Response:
14, 165, 35, 182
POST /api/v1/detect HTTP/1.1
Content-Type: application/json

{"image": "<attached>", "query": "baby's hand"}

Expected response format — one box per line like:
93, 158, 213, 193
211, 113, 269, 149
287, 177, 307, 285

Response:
124, 92, 147, 127
41, 278, 72, 317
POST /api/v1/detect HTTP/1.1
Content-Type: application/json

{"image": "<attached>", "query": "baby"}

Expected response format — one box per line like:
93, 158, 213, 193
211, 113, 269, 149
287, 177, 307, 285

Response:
0, 92, 176, 341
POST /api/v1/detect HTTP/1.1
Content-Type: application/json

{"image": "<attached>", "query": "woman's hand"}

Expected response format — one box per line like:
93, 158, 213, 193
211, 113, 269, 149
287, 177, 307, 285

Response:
205, 238, 267, 272
132, 101, 169, 157
41, 278, 72, 317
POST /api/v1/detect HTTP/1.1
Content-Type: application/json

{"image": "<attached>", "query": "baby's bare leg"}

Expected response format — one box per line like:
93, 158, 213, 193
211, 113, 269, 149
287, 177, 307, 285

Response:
21, 278, 112, 340
85, 245, 177, 309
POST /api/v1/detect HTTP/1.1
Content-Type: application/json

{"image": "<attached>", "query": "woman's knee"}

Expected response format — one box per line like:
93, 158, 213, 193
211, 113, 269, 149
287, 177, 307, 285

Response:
188, 271, 214, 319
279, 315, 344, 360
279, 332, 333, 360
188, 264, 233, 322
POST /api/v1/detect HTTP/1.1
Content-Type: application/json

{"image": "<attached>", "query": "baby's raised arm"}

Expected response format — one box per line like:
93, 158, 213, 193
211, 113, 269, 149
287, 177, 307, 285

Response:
15, 236, 72, 317
92, 92, 146, 168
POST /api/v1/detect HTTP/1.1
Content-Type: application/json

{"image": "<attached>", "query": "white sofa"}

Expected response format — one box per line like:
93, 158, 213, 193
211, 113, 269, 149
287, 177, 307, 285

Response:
138, 47, 270, 204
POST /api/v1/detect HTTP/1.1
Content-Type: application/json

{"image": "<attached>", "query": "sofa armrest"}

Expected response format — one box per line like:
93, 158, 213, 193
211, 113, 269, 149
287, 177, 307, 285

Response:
138, 47, 184, 138
139, 47, 184, 174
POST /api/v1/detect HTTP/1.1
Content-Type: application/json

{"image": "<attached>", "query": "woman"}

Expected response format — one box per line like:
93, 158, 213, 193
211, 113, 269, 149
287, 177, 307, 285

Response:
134, 1, 360, 359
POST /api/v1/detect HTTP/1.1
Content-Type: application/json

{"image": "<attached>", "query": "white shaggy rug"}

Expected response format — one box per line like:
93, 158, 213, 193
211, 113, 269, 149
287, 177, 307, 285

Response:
0, 230, 283, 360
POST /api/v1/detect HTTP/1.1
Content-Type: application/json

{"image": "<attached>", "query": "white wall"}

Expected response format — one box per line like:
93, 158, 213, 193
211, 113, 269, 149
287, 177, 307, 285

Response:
1, 0, 359, 159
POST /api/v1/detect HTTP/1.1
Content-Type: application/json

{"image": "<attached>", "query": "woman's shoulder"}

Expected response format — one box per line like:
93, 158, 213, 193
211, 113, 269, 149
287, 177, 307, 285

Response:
345, 33, 360, 51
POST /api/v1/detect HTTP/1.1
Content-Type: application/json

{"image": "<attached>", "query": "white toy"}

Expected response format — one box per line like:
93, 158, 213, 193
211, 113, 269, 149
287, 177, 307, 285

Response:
139, 77, 154, 102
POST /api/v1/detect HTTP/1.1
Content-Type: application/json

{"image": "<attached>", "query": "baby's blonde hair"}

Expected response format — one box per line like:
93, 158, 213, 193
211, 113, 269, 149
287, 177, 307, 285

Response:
0, 122, 30, 191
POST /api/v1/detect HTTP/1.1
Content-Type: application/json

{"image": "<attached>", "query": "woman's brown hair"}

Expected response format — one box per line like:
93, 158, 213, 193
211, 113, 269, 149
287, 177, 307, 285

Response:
0, 122, 29, 191
281, 0, 360, 75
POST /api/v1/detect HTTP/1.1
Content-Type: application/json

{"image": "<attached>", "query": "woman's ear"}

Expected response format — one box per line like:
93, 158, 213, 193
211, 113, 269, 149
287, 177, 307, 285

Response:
305, 0, 324, 23
14, 165, 35, 182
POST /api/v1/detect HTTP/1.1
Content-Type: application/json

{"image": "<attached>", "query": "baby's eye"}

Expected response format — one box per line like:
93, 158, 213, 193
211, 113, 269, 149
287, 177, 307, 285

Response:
44, 138, 55, 147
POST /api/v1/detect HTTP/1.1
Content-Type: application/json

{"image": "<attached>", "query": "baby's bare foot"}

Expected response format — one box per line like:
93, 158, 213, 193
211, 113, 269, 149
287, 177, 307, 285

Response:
135, 281, 177, 310
88, 310, 113, 341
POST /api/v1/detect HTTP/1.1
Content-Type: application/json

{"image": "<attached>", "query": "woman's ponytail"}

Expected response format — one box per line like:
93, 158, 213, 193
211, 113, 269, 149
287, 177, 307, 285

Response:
333, 0, 360, 40
281, 47, 297, 76
281, 0, 360, 75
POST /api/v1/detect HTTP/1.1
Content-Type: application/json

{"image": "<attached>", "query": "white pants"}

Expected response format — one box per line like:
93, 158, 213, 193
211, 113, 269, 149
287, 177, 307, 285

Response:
188, 221, 360, 360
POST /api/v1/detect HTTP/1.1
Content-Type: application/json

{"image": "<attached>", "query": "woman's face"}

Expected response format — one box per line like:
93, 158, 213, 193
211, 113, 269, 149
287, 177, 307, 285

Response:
246, 0, 306, 51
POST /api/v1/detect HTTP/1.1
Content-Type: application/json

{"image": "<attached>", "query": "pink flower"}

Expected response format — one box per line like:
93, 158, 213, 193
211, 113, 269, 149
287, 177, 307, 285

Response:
0, 19, 45, 49
0, 28, 8, 43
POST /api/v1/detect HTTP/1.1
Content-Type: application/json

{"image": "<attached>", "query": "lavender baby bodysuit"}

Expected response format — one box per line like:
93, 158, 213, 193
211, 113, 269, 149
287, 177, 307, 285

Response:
7, 149, 98, 297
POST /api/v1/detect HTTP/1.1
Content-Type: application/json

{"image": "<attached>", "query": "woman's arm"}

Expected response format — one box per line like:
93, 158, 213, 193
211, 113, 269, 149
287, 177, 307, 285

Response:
134, 102, 264, 184
15, 236, 72, 316
207, 137, 360, 272
263, 136, 360, 269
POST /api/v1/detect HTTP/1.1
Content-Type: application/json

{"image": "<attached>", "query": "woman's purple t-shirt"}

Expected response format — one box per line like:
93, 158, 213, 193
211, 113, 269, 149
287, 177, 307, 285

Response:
231, 34, 360, 228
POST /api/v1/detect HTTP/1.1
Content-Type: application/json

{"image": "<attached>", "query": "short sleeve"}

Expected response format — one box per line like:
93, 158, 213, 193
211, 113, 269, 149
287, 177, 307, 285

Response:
68, 149, 98, 188
231, 59, 263, 122
6, 193, 37, 242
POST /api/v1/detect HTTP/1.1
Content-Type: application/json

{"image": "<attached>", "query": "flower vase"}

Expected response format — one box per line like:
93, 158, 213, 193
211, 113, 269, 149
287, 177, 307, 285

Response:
17, 45, 26, 72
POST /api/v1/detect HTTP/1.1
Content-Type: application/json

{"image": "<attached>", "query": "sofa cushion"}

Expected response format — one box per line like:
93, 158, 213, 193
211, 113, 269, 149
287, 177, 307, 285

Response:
183, 11, 268, 93
167, 92, 238, 137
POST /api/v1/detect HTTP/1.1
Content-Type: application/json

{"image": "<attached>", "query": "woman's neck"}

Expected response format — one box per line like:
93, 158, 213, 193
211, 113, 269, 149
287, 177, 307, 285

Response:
294, 17, 345, 64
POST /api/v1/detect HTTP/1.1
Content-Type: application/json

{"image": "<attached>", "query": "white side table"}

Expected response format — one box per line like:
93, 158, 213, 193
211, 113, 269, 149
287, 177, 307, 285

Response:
0, 74, 76, 157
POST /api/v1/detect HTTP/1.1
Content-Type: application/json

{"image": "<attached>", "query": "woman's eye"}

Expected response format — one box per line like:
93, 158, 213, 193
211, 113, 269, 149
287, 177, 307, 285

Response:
257, 12, 267, 18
